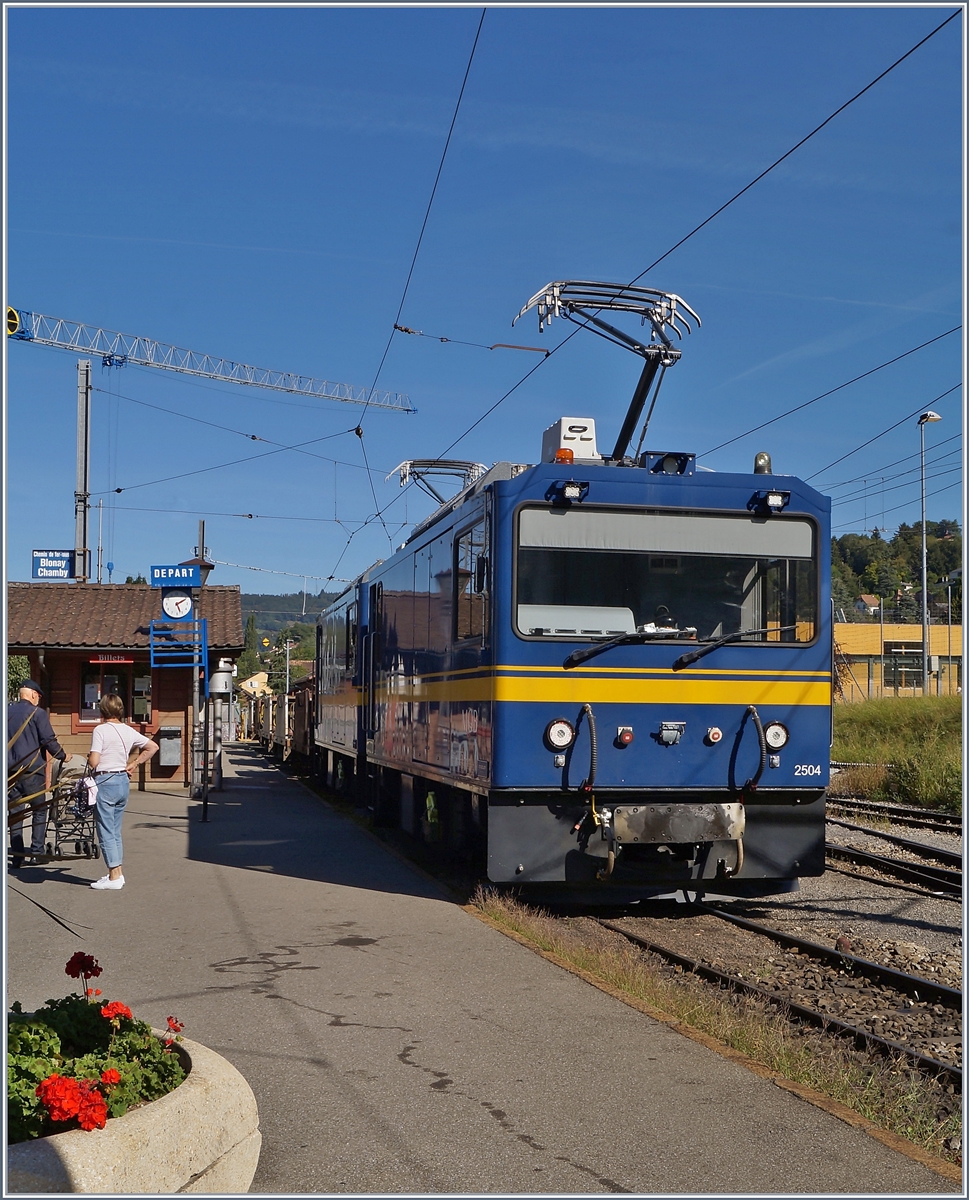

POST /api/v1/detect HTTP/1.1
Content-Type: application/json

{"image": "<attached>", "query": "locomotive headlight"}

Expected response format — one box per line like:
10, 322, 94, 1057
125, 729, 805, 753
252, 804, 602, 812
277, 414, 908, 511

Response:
544, 718, 576, 751
763, 721, 789, 750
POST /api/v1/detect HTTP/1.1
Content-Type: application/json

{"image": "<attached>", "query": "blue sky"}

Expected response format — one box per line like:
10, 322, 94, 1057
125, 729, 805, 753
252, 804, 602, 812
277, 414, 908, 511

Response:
5, 6, 964, 593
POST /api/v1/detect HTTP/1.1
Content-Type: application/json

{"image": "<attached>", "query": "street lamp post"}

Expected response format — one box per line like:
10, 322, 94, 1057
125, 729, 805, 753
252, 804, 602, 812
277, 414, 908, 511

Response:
918, 411, 942, 693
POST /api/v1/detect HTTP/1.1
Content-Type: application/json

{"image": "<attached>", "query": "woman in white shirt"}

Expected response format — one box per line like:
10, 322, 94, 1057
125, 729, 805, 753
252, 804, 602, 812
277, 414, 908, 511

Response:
87, 693, 159, 891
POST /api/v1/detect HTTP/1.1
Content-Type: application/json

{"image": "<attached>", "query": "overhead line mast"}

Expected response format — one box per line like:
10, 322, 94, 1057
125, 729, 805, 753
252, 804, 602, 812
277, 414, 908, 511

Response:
7, 307, 415, 413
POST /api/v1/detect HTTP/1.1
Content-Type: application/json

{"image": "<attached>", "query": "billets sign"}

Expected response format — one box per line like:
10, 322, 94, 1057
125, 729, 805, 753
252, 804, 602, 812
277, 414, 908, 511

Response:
33, 550, 74, 580
150, 564, 201, 588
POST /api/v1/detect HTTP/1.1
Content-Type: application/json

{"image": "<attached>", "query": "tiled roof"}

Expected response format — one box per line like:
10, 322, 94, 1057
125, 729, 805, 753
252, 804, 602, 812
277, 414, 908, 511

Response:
6, 584, 244, 651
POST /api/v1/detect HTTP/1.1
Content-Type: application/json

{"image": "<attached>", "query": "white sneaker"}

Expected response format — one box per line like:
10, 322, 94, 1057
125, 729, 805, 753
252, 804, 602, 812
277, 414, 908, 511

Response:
90, 875, 124, 890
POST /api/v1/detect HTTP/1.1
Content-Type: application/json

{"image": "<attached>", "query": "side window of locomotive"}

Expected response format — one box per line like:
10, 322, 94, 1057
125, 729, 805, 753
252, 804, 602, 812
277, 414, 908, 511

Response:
515, 507, 817, 643
345, 602, 358, 674
455, 522, 488, 641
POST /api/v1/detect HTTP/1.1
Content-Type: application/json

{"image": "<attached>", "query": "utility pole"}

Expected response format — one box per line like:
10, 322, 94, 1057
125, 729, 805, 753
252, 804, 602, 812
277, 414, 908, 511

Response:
74, 360, 92, 582
96, 499, 104, 584
879, 596, 885, 699
918, 410, 942, 693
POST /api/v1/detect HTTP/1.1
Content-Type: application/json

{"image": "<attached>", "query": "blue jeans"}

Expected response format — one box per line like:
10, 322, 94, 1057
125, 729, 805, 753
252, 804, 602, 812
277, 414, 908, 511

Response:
94, 773, 129, 869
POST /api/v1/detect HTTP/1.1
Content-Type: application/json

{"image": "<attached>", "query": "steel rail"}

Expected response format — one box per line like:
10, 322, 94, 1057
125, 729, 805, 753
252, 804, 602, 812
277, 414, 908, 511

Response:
703, 907, 961, 1008
826, 797, 961, 832
824, 862, 963, 902
827, 817, 963, 868
825, 842, 962, 895
598, 920, 962, 1089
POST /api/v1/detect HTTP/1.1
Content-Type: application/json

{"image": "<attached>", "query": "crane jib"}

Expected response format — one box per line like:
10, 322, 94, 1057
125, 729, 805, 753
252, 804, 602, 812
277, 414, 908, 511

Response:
6, 308, 414, 413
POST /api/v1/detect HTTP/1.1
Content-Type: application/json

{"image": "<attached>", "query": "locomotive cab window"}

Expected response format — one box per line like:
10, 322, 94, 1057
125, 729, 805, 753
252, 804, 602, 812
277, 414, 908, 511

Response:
455, 521, 488, 641
516, 507, 817, 643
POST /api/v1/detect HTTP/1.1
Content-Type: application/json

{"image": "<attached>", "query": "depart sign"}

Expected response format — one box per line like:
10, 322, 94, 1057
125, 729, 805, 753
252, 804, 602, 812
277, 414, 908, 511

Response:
33, 550, 75, 580
150, 564, 201, 588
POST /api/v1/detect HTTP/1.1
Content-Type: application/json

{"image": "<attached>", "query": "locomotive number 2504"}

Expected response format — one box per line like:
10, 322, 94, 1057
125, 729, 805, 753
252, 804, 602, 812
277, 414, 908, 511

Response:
794, 764, 822, 776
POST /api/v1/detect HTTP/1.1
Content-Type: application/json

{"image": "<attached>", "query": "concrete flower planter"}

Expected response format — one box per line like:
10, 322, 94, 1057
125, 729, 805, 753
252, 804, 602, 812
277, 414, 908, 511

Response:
7, 1036, 261, 1194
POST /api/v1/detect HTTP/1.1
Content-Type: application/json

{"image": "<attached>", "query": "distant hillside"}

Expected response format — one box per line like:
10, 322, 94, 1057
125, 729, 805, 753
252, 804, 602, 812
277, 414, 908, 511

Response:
241, 590, 337, 635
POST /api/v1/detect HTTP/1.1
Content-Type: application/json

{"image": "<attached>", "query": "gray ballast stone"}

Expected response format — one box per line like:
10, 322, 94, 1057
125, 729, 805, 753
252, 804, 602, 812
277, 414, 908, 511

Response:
7, 1037, 261, 1194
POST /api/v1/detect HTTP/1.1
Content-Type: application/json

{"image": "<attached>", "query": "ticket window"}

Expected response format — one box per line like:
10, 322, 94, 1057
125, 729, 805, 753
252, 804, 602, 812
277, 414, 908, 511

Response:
79, 665, 135, 723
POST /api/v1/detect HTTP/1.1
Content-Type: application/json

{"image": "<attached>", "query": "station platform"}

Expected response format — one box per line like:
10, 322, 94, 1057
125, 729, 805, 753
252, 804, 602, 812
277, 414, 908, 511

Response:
7, 745, 958, 1195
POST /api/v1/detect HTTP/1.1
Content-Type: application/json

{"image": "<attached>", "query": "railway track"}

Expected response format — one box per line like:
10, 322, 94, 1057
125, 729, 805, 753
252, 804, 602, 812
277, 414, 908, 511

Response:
827, 818, 962, 867
826, 796, 962, 834
825, 842, 962, 898
598, 911, 962, 1090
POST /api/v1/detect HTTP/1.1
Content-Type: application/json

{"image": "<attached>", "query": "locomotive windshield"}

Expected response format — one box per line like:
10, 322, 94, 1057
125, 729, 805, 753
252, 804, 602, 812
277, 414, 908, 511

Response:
516, 507, 817, 642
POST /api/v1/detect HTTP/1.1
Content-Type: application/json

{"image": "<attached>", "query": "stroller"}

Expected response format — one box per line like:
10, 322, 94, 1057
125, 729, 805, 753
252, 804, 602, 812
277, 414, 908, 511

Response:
45, 756, 101, 861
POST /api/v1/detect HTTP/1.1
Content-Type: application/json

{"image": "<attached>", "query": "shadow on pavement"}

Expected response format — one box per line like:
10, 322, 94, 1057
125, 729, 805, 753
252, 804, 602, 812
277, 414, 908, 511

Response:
184, 745, 447, 902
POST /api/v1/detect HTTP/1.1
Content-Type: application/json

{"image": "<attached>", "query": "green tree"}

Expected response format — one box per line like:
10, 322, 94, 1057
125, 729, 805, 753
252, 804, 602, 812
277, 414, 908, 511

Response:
236, 614, 260, 681
124, 574, 147, 584
266, 624, 316, 693
7, 656, 30, 700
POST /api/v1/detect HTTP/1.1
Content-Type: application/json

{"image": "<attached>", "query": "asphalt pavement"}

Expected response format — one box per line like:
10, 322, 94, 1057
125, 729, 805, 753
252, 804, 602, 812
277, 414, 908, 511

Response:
6, 745, 958, 1194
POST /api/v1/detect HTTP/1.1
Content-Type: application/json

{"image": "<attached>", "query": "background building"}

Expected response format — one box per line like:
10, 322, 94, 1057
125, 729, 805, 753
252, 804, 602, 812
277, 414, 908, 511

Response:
7, 583, 243, 785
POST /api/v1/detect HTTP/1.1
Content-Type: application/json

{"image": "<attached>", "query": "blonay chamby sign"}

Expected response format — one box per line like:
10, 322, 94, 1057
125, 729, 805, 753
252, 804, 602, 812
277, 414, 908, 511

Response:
150, 564, 201, 587
32, 550, 75, 580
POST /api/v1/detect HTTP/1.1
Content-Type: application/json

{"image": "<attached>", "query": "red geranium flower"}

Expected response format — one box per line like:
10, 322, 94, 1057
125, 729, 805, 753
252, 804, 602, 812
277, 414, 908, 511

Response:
36, 1074, 82, 1123
100, 1068, 121, 1086
75, 1081, 108, 1131
166, 1015, 184, 1033
65, 952, 102, 980
100, 1000, 133, 1021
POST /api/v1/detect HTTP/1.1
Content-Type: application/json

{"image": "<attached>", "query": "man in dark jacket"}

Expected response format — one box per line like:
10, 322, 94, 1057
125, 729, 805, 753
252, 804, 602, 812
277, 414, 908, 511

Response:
7, 680, 67, 868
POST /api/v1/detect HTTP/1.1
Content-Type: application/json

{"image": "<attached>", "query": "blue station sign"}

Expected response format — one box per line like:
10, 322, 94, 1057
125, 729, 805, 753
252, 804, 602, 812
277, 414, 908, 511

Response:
150, 564, 202, 588
32, 550, 75, 580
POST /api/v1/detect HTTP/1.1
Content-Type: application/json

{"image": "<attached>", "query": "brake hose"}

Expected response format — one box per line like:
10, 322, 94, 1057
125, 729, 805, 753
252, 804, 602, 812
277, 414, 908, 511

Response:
727, 703, 764, 879
576, 703, 597, 794
742, 704, 767, 795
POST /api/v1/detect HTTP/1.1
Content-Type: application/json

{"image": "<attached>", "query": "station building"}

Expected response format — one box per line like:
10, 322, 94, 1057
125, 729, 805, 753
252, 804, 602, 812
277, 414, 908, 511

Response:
7, 583, 244, 786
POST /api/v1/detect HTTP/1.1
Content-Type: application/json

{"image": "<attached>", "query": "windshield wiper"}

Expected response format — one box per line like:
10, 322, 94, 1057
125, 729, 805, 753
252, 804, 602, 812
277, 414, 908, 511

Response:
671, 625, 798, 671
563, 626, 697, 670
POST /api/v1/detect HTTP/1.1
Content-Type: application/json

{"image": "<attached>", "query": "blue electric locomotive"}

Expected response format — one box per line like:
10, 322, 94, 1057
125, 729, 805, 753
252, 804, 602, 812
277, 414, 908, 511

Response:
315, 282, 831, 899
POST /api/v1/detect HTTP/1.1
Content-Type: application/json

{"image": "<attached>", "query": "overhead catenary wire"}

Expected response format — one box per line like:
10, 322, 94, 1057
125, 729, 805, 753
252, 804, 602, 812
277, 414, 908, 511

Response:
698, 332, 961, 459
358, 7, 487, 425
91, 426, 361, 495
831, 479, 962, 530
92, 385, 388, 473
822, 432, 962, 490
830, 460, 963, 507
411, 14, 964, 464
318, 11, 961, 582
617, 8, 962, 287
829, 452, 962, 508
805, 383, 962, 482
211, 559, 349, 582
108, 505, 404, 527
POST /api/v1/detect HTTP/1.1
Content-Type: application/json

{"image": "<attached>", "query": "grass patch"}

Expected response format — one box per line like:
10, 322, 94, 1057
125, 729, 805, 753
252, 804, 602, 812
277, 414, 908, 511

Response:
472, 888, 962, 1166
833, 696, 962, 811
